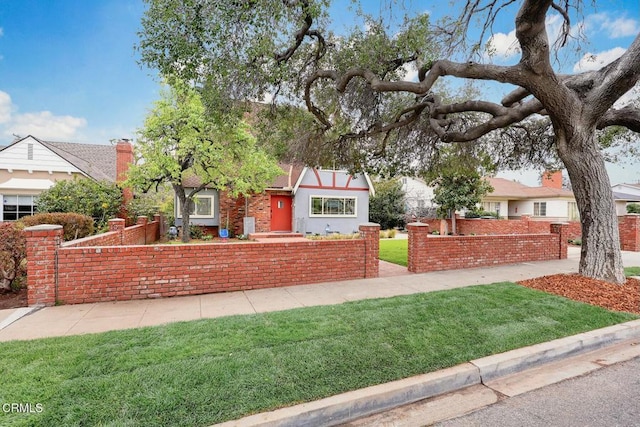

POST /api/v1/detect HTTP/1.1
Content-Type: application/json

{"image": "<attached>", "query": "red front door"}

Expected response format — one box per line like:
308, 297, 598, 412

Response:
270, 195, 293, 231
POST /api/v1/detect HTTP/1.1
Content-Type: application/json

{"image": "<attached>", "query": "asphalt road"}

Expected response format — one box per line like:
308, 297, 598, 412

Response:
436, 356, 640, 427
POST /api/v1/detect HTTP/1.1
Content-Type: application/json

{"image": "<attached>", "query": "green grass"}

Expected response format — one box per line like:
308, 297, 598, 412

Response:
0, 283, 636, 426
379, 238, 408, 266
625, 266, 640, 276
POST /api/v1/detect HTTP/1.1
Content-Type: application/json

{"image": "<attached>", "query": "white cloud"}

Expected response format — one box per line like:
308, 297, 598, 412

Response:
0, 90, 87, 141
0, 91, 12, 123
573, 47, 626, 72
583, 13, 639, 39
485, 30, 520, 60
601, 17, 639, 38
401, 62, 419, 82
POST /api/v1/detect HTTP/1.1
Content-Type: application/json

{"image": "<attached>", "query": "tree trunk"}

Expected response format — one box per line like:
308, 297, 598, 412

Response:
174, 184, 191, 243
556, 130, 625, 284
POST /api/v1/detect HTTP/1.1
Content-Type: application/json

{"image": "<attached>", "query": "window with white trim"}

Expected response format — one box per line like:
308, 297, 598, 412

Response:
310, 196, 357, 217
533, 202, 547, 217
176, 195, 215, 218
3, 195, 38, 221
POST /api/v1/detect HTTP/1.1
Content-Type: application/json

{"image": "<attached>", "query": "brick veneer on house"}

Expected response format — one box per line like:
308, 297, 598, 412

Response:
218, 191, 274, 234
25, 223, 379, 306
406, 222, 568, 273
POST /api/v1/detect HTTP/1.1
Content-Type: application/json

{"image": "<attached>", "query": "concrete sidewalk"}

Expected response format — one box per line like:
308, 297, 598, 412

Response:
1, 246, 639, 342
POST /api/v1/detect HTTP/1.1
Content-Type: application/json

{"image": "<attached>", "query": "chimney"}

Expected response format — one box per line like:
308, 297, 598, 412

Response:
116, 140, 135, 220
541, 170, 563, 189
116, 139, 134, 184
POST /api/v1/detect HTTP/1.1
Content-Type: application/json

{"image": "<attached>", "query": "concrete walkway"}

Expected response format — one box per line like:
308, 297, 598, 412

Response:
2, 247, 639, 342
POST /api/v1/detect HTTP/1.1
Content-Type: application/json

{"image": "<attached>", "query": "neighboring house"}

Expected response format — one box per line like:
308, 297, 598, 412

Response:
612, 183, 640, 215
400, 176, 436, 218
175, 164, 374, 235
482, 171, 578, 221
0, 134, 133, 221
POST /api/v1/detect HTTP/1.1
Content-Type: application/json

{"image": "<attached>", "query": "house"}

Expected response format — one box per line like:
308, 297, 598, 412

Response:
175, 164, 374, 236
482, 171, 579, 221
400, 176, 437, 218
612, 183, 640, 215
0, 135, 133, 221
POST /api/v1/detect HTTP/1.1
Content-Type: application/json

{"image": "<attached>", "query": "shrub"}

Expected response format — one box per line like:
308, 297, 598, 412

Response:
0, 223, 26, 292
20, 213, 94, 241
628, 203, 640, 214
379, 229, 397, 239
189, 225, 205, 240
36, 177, 123, 229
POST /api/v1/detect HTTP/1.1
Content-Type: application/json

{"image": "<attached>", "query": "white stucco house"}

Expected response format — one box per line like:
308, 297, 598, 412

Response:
612, 183, 640, 215
482, 171, 578, 221
400, 176, 437, 218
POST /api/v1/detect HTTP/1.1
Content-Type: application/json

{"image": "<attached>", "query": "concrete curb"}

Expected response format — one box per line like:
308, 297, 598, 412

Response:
214, 319, 640, 427
0, 305, 43, 331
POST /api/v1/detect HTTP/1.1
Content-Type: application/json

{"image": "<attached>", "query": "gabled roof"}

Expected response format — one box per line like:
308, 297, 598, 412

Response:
613, 191, 640, 202
1, 135, 117, 181
182, 163, 299, 190
485, 177, 574, 199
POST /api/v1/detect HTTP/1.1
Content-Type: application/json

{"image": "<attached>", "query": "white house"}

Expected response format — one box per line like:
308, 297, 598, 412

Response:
482, 171, 578, 221
612, 183, 640, 215
400, 176, 436, 218
0, 135, 132, 221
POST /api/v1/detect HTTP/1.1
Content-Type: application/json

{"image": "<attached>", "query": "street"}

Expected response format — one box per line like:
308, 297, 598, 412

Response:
436, 356, 640, 427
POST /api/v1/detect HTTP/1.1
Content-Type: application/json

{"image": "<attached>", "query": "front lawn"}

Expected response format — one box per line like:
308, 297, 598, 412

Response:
625, 266, 640, 276
379, 238, 408, 266
0, 283, 635, 426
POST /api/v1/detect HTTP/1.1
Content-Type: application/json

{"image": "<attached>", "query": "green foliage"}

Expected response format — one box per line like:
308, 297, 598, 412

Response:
126, 184, 174, 225
627, 203, 640, 214
126, 79, 283, 242
432, 172, 493, 218
369, 179, 406, 230
189, 225, 205, 240
0, 222, 26, 292
465, 210, 498, 219
35, 177, 122, 229
19, 213, 95, 241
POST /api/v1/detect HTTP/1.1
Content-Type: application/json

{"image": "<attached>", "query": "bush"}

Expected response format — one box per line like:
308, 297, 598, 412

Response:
20, 213, 94, 241
628, 203, 640, 214
189, 225, 205, 240
36, 177, 123, 229
0, 223, 26, 292
465, 210, 498, 219
379, 229, 397, 239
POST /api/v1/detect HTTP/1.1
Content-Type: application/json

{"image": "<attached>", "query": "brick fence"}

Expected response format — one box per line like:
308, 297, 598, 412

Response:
406, 222, 568, 273
418, 214, 640, 249
24, 222, 380, 306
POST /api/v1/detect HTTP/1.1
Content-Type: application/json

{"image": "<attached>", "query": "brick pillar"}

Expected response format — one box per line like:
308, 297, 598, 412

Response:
154, 214, 164, 239
619, 214, 640, 251
108, 218, 125, 245
136, 216, 148, 226
407, 222, 430, 273
359, 223, 380, 278
24, 225, 63, 306
550, 223, 569, 259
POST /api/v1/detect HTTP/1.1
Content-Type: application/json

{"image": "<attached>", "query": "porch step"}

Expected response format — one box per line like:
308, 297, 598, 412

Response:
248, 232, 304, 239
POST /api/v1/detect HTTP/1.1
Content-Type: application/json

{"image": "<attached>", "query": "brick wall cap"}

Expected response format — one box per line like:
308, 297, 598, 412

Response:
551, 222, 570, 225
24, 224, 63, 232
407, 222, 430, 227
359, 222, 380, 227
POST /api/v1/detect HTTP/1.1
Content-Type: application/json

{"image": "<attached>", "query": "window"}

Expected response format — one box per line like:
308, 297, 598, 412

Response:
3, 195, 38, 221
482, 202, 501, 214
568, 202, 579, 221
27, 143, 34, 160
534, 202, 547, 217
176, 195, 215, 218
310, 196, 357, 217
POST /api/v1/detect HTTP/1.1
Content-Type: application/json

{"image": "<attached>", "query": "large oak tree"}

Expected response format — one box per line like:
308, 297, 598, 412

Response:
138, 0, 640, 283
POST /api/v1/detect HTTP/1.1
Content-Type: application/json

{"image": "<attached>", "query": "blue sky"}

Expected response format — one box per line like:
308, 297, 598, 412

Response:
0, 0, 638, 185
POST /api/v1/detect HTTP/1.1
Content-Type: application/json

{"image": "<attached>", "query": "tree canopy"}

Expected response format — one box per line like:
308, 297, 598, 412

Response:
137, 0, 639, 283
126, 79, 282, 242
